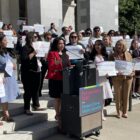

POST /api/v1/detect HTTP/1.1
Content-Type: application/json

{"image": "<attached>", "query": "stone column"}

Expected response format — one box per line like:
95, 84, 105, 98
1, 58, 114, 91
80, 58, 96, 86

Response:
0, 0, 10, 24
76, 0, 90, 31
0, 0, 19, 29
90, 0, 118, 32
40, 0, 63, 34
76, 0, 118, 32
26, 0, 41, 25
9, 0, 19, 30
62, 0, 76, 31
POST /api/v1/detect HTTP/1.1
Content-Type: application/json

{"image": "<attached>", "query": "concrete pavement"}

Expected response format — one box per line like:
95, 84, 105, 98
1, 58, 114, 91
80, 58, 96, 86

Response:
46, 103, 140, 140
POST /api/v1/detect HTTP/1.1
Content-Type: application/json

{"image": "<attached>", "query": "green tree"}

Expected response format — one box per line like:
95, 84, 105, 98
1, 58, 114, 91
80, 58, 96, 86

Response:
119, 0, 140, 36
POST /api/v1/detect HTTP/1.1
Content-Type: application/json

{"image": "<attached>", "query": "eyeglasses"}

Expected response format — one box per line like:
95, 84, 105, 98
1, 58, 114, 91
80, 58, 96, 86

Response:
71, 36, 77, 39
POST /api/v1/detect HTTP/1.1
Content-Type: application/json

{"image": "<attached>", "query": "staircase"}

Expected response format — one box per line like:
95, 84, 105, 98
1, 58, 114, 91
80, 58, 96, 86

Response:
0, 80, 58, 140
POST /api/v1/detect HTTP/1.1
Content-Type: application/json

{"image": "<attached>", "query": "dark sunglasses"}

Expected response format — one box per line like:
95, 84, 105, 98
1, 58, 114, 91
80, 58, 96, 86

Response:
86, 32, 91, 35
34, 36, 38, 38
94, 30, 100, 32
71, 36, 77, 38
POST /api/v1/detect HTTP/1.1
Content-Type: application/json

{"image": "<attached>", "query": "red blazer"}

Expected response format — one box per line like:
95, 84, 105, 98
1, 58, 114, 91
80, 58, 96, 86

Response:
46, 51, 63, 80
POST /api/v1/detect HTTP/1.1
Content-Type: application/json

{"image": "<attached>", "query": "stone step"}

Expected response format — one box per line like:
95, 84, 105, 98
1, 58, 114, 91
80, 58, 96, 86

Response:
0, 103, 24, 117
21, 121, 58, 140
0, 121, 58, 140
0, 112, 48, 133
9, 103, 24, 116
14, 112, 48, 131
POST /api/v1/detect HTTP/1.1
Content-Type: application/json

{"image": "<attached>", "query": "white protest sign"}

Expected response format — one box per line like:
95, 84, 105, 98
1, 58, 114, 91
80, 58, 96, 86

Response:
115, 60, 134, 75
22, 26, 34, 32
33, 41, 50, 57
66, 45, 84, 60
17, 20, 26, 25
6, 36, 14, 48
133, 57, 140, 71
5, 59, 14, 77
13, 37, 18, 44
34, 24, 45, 35
111, 36, 123, 47
124, 39, 133, 50
79, 37, 89, 48
96, 61, 117, 76
0, 22, 3, 29
3, 30, 13, 36
0, 73, 5, 97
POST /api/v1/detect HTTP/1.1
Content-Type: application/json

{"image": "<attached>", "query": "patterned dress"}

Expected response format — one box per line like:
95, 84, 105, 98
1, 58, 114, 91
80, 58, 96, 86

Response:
0, 53, 19, 103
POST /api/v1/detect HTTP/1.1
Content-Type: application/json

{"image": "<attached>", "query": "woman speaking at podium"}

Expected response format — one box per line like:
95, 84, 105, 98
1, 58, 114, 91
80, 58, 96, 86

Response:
46, 37, 70, 122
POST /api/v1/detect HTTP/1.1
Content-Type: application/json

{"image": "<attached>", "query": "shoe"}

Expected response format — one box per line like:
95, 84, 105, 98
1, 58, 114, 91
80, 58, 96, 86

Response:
102, 117, 107, 121
135, 92, 140, 97
24, 110, 33, 116
31, 104, 46, 111
122, 114, 128, 118
1, 116, 14, 122
32, 107, 46, 111
132, 93, 137, 98
116, 114, 121, 119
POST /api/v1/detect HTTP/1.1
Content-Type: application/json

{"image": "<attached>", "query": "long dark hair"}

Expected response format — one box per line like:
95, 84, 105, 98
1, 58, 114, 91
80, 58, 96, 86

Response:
25, 32, 34, 46
50, 37, 65, 52
93, 40, 108, 60
0, 34, 7, 56
25, 32, 42, 46
129, 39, 138, 51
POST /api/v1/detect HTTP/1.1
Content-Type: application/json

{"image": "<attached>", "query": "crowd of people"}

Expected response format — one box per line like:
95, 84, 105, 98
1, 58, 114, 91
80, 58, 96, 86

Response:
0, 22, 140, 130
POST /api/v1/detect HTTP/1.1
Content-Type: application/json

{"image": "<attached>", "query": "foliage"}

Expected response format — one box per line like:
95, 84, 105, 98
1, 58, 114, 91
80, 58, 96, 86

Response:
119, 0, 140, 36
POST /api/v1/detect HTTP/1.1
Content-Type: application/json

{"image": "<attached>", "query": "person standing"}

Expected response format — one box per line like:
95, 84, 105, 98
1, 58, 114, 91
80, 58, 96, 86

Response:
46, 37, 70, 121
0, 34, 19, 122
110, 39, 134, 118
129, 39, 140, 97
20, 32, 43, 115
93, 40, 113, 120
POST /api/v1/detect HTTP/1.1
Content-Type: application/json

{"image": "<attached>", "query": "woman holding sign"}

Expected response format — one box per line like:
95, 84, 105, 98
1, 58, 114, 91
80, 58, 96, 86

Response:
93, 40, 113, 121
110, 39, 134, 118
20, 32, 44, 115
0, 34, 19, 122
129, 39, 140, 97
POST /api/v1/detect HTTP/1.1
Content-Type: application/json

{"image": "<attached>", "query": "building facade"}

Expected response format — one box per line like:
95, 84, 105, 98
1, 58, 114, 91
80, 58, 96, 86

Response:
0, 0, 118, 32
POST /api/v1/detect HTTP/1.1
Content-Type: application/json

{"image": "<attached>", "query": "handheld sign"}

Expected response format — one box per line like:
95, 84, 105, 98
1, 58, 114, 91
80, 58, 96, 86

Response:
33, 41, 50, 57
22, 26, 34, 32
34, 24, 45, 35
79, 85, 103, 117
115, 60, 134, 75
66, 45, 84, 60
0, 22, 3, 29
96, 61, 117, 76
0, 73, 5, 97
